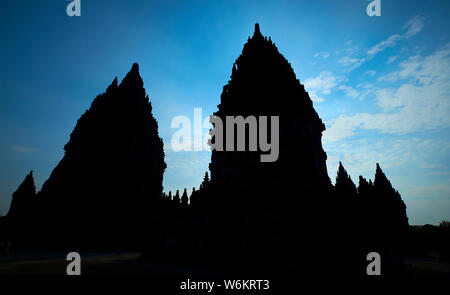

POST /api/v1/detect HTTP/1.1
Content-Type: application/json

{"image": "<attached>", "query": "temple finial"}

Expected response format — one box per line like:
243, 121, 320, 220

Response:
252, 23, 263, 39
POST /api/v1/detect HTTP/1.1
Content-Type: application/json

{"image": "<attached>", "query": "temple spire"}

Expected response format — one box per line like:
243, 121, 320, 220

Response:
252, 23, 263, 40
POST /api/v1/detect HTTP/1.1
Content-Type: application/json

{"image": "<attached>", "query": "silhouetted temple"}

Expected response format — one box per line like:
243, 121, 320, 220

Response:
4, 64, 166, 249
154, 24, 409, 274
7, 171, 36, 220
209, 24, 331, 200
335, 162, 357, 200
1, 24, 410, 275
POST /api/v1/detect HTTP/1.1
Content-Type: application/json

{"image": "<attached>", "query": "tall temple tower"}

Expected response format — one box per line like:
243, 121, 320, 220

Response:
209, 24, 331, 200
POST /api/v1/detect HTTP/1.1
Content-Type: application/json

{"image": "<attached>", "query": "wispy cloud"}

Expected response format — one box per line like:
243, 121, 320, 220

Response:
325, 137, 450, 185
325, 43, 450, 142
367, 34, 403, 56
304, 71, 340, 95
304, 71, 364, 101
367, 15, 425, 56
307, 93, 325, 103
303, 71, 344, 103
10, 145, 39, 153
314, 51, 330, 59
338, 56, 366, 70
404, 15, 426, 38
386, 55, 398, 64
337, 85, 359, 98
337, 15, 425, 71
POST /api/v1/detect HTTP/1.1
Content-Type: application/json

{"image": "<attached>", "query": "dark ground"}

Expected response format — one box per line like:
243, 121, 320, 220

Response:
0, 251, 449, 277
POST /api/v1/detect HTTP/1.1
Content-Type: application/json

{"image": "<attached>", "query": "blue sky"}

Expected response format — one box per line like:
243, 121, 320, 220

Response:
0, 0, 449, 224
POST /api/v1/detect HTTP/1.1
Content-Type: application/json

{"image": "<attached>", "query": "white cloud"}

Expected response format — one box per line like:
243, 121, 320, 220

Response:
378, 55, 421, 82
303, 71, 344, 102
336, 15, 425, 71
338, 56, 366, 70
325, 137, 450, 185
314, 51, 330, 59
304, 72, 363, 101
304, 71, 340, 95
325, 43, 450, 142
367, 34, 403, 56
387, 55, 398, 64
364, 70, 376, 76
338, 85, 359, 98
357, 83, 374, 89
367, 15, 425, 56
357, 83, 376, 100
419, 163, 441, 169
404, 15, 425, 38
10, 145, 39, 153
308, 93, 325, 103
